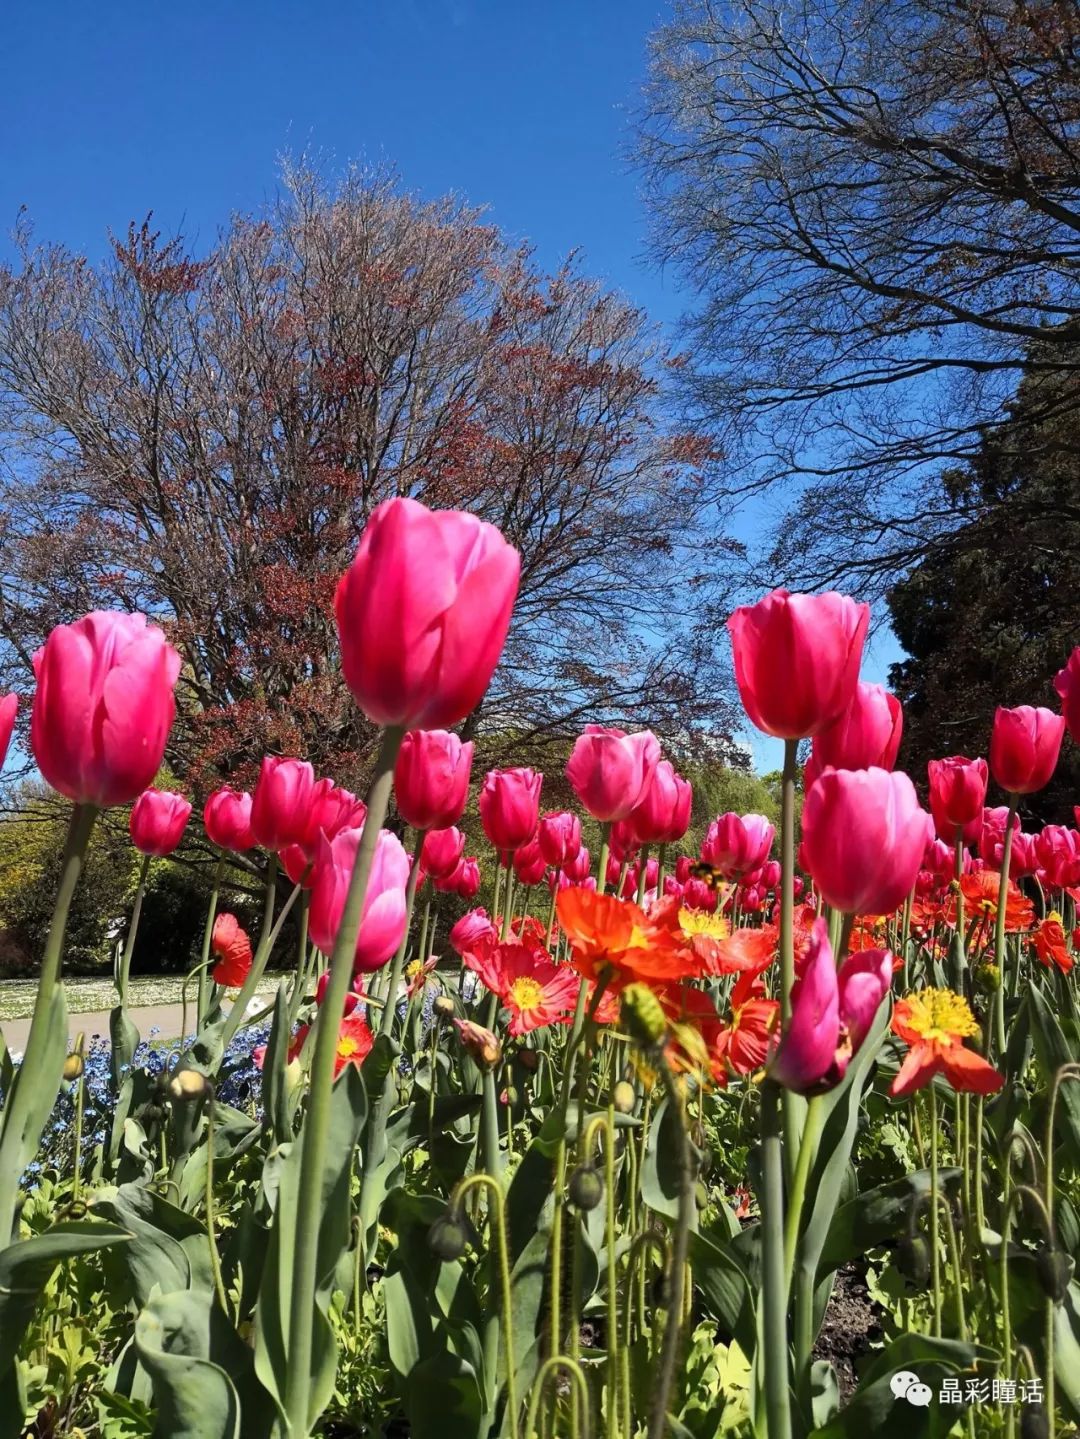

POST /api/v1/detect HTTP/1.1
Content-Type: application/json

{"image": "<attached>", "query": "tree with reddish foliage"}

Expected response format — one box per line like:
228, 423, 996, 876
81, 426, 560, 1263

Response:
0, 164, 740, 798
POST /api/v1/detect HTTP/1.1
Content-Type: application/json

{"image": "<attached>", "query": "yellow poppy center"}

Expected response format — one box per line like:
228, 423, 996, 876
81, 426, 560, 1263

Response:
336, 1036, 361, 1060
679, 908, 730, 941
901, 987, 979, 1042
508, 976, 545, 1012
405, 959, 424, 980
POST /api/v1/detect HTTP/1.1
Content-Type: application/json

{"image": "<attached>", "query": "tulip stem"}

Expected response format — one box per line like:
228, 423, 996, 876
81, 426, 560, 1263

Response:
196, 852, 226, 1028
0, 801, 97, 1242
759, 1079, 793, 1439
779, 739, 800, 1183
992, 797, 1018, 1061
783, 1092, 824, 1295
116, 853, 151, 1009
282, 725, 403, 1439
379, 831, 427, 1040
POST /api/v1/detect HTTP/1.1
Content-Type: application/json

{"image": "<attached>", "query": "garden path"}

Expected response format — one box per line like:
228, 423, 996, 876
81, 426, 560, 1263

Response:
2, 1002, 189, 1053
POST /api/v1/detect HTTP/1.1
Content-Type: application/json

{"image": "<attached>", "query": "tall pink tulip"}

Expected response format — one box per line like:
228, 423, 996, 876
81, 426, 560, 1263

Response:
628, 759, 693, 845
129, 788, 192, 857
805, 682, 902, 790
251, 756, 316, 851
421, 825, 465, 880
701, 812, 775, 879
30, 611, 181, 807
1035, 826, 1080, 889
1055, 647, 1080, 743
537, 811, 582, 868
513, 836, 548, 886
0, 693, 17, 771
478, 767, 542, 853
204, 787, 256, 851
564, 845, 592, 884
801, 767, 931, 915
394, 729, 474, 831
301, 779, 367, 856
454, 855, 482, 899
727, 589, 869, 739
565, 725, 661, 822
978, 806, 1020, 868
990, 706, 1065, 795
309, 824, 410, 971
927, 756, 988, 830
334, 497, 520, 730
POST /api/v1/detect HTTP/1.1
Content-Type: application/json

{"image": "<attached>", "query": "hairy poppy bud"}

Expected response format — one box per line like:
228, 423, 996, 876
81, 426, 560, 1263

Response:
62, 1053, 85, 1082
568, 1164, 604, 1211
620, 983, 667, 1050
612, 1080, 636, 1114
1036, 1247, 1073, 1304
167, 1069, 213, 1103
428, 1212, 469, 1262
433, 995, 456, 1019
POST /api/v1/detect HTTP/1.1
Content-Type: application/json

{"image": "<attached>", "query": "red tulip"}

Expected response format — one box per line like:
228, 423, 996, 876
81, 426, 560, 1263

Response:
301, 779, 367, 856
801, 767, 931, 915
1035, 826, 1080, 889
628, 759, 693, 844
335, 496, 520, 729
806, 682, 903, 790
204, 787, 256, 852
565, 725, 661, 822
727, 588, 869, 739
455, 855, 481, 899
977, 805, 1020, 868
0, 693, 17, 771
1054, 647, 1080, 743
309, 823, 410, 971
513, 836, 548, 886
759, 859, 781, 891
990, 706, 1066, 794
701, 813, 775, 879
479, 767, 542, 853
129, 788, 192, 857
280, 843, 317, 889
927, 756, 988, 831
538, 811, 583, 868
30, 611, 180, 807
251, 757, 316, 851
422, 825, 466, 880
394, 729, 474, 831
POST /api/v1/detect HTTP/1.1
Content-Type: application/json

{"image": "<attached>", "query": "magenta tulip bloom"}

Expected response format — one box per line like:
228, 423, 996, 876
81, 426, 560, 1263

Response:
628, 759, 693, 845
455, 855, 481, 899
301, 779, 367, 856
806, 682, 902, 790
250, 756, 316, 851
449, 907, 496, 960
1035, 826, 1080, 889
394, 729, 473, 831
837, 949, 893, 1051
129, 788, 192, 857
309, 823, 410, 971
421, 825, 466, 880
927, 755, 989, 831
701, 812, 775, 879
727, 589, 869, 739
30, 611, 181, 807
538, 810, 583, 868
0, 693, 17, 771
565, 725, 661, 822
513, 836, 548, 886
1055, 648, 1080, 744
479, 767, 542, 853
801, 767, 931, 916
204, 787, 256, 852
978, 806, 1020, 868
564, 846, 592, 884
990, 706, 1065, 795
1010, 831, 1039, 878
335, 497, 520, 730
760, 859, 781, 891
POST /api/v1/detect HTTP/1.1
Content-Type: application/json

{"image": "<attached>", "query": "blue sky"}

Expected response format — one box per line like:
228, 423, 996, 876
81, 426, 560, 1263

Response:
1, 0, 899, 770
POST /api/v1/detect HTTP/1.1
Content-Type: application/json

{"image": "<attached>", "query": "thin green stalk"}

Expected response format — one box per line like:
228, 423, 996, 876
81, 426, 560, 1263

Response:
784, 1093, 824, 1294
455, 1173, 520, 1439
196, 852, 226, 1027
205, 1097, 229, 1315
287, 893, 312, 1031
70, 1034, 86, 1206
219, 862, 304, 1052
0, 802, 97, 1242
116, 853, 151, 1007
759, 1080, 792, 1439
779, 740, 800, 1181
930, 1085, 942, 1337
992, 797, 1018, 1060
635, 845, 651, 906
282, 725, 403, 1439
379, 830, 427, 1039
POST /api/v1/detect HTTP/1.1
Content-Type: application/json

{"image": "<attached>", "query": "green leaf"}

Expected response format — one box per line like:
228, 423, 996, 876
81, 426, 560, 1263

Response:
92, 1183, 212, 1305
134, 1292, 241, 1439
1029, 986, 1080, 1170
640, 1094, 683, 1220
260, 982, 295, 1147
253, 1059, 368, 1434
688, 1229, 757, 1360
108, 1005, 141, 1165
400, 1350, 484, 1439
0, 984, 66, 1237
819, 1168, 963, 1275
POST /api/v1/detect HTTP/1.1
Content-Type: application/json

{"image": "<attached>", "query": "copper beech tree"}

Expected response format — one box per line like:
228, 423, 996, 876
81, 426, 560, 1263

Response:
0, 164, 740, 796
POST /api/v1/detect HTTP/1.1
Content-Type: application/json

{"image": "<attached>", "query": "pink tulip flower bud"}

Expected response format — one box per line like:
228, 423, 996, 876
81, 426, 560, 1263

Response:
479, 767, 542, 853
990, 706, 1065, 795
251, 756, 316, 851
806, 682, 903, 790
538, 810, 583, 868
513, 836, 548, 886
309, 824, 410, 971
301, 779, 367, 857
627, 759, 693, 844
129, 788, 192, 857
204, 787, 256, 851
565, 725, 661, 822
422, 825, 466, 880
1054, 647, 1080, 744
0, 693, 17, 771
394, 729, 474, 831
454, 855, 481, 899
701, 813, 775, 879
927, 755, 989, 831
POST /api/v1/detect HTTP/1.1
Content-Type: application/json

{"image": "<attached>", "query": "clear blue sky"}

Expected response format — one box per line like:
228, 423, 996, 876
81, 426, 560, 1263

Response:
0, 0, 900, 769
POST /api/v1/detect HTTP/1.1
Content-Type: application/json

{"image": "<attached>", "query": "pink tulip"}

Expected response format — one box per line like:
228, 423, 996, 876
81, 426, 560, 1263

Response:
309, 823, 410, 971
538, 810, 582, 869
479, 767, 542, 853
801, 767, 931, 915
628, 759, 693, 844
806, 682, 903, 790
837, 948, 893, 1050
609, 818, 640, 864
978, 806, 1020, 868
129, 788, 192, 856
727, 589, 869, 739
606, 853, 624, 890
513, 836, 548, 886
315, 970, 360, 1016
927, 756, 988, 830
674, 855, 692, 884
1054, 647, 1080, 744
280, 843, 316, 889
0, 693, 17, 771
335, 496, 520, 729
422, 825, 466, 880
1036, 826, 1080, 889
449, 907, 496, 960
1010, 831, 1039, 878
923, 836, 958, 882
251, 756, 316, 851
30, 611, 180, 807
701, 813, 775, 879
990, 706, 1065, 795
394, 729, 474, 831
565, 725, 661, 822
760, 859, 781, 891
204, 787, 256, 852
455, 855, 481, 899
682, 877, 719, 913
663, 876, 685, 901
740, 886, 764, 914
301, 780, 367, 857
564, 845, 592, 884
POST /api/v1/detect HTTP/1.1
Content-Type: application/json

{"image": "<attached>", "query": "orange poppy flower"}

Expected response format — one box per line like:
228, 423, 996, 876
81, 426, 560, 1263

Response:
1032, 915, 1074, 975
890, 989, 1003, 1097
710, 972, 779, 1081
333, 1015, 374, 1077
702, 925, 776, 977
211, 913, 253, 987
951, 872, 1034, 932
556, 887, 700, 987
485, 943, 580, 1035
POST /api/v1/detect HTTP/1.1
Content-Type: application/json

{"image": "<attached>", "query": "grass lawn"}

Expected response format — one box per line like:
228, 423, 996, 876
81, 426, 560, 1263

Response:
0, 971, 289, 1021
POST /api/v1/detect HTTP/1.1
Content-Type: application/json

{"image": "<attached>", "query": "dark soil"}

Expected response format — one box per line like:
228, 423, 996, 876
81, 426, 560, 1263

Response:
812, 1262, 886, 1399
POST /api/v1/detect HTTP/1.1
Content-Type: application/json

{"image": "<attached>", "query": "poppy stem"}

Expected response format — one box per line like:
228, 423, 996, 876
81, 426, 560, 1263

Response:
117, 853, 152, 1009
378, 830, 426, 1040
196, 852, 226, 1028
